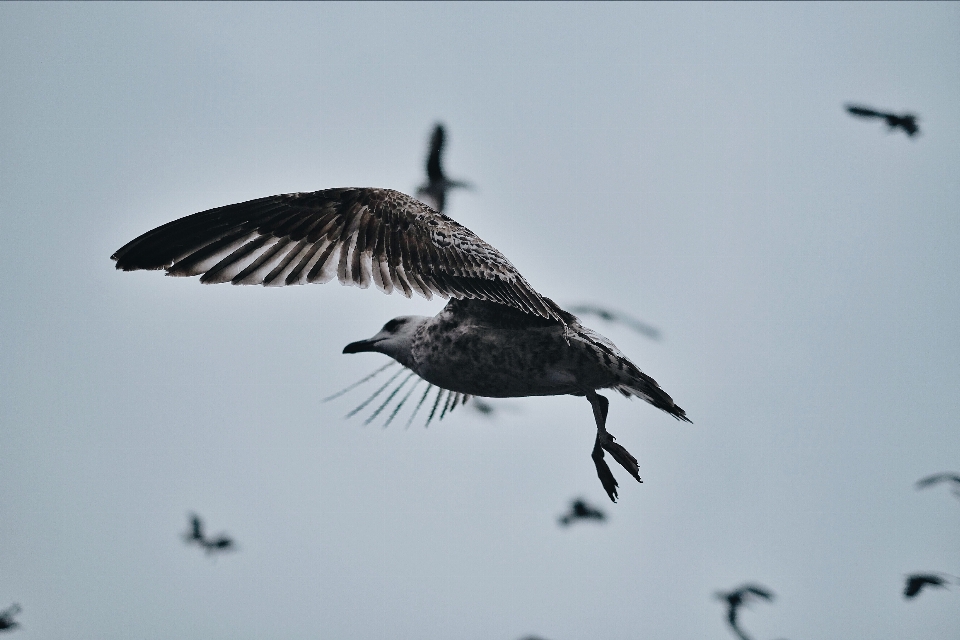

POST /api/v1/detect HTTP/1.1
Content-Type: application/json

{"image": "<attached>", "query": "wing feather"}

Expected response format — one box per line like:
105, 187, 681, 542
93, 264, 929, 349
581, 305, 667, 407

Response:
113, 188, 561, 321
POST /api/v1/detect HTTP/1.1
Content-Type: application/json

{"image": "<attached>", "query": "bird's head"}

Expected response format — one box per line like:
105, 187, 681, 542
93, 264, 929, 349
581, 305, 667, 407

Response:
343, 316, 428, 365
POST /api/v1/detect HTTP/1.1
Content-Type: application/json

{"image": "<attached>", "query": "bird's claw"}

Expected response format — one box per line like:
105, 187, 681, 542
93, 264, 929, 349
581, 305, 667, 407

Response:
601, 436, 642, 484
592, 440, 620, 502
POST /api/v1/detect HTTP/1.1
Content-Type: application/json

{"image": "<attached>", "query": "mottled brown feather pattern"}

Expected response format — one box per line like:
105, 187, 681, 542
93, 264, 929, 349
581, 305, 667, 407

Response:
112, 188, 561, 322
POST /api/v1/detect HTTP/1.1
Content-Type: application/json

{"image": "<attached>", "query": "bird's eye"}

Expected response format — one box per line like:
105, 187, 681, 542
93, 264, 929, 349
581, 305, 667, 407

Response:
383, 318, 406, 332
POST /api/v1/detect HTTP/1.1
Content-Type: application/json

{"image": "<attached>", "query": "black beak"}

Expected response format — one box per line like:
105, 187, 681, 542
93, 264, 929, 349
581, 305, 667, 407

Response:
342, 338, 382, 354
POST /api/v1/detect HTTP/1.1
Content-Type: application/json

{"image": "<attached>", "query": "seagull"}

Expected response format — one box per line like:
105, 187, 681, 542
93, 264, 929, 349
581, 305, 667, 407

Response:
715, 584, 775, 640
416, 123, 472, 213
182, 513, 235, 555
558, 498, 606, 526
112, 187, 689, 501
567, 304, 661, 340
903, 573, 953, 599
845, 104, 920, 137
915, 472, 960, 500
0, 604, 20, 632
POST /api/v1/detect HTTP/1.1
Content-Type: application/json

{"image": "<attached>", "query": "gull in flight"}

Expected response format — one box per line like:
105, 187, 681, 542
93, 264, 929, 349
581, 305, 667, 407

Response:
112, 188, 689, 501
903, 573, 955, 600
845, 104, 920, 137
557, 498, 606, 527
415, 123, 472, 213
182, 513, 236, 555
715, 584, 775, 640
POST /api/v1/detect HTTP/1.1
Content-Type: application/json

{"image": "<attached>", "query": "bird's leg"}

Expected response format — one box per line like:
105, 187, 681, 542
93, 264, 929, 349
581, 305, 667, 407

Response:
587, 391, 642, 503
588, 392, 619, 501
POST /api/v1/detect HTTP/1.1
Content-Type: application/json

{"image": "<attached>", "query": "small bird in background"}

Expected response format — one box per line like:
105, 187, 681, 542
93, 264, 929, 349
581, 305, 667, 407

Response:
845, 104, 920, 137
183, 513, 236, 556
416, 123, 472, 213
903, 573, 955, 600
715, 584, 775, 640
915, 472, 960, 500
568, 305, 661, 341
0, 604, 21, 632
558, 498, 607, 526
471, 397, 497, 417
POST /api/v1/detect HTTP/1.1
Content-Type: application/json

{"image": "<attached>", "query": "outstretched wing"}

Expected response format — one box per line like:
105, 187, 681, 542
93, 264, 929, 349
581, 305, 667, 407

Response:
426, 124, 445, 182
742, 585, 774, 600
112, 187, 562, 321
846, 104, 886, 119
916, 472, 960, 489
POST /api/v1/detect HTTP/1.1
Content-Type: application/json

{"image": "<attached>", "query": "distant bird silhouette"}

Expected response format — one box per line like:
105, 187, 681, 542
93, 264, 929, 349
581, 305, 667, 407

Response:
915, 472, 960, 500
183, 513, 235, 555
715, 584, 775, 640
568, 305, 661, 340
471, 397, 497, 416
846, 104, 919, 137
416, 123, 472, 212
0, 604, 20, 632
903, 573, 952, 599
558, 498, 607, 526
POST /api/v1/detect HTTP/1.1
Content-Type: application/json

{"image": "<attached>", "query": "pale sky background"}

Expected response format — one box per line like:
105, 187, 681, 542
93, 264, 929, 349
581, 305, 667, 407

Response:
1, 3, 959, 639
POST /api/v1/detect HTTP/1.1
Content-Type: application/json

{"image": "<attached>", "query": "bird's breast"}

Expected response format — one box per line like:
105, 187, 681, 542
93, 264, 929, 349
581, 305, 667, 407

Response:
411, 320, 590, 398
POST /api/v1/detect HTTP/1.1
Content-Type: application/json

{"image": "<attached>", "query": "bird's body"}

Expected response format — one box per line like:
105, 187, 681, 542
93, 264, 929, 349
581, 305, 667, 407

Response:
398, 300, 676, 403
113, 187, 688, 501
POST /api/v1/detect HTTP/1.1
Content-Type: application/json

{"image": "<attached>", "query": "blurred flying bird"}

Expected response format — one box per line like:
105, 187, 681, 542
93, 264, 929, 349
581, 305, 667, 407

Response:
471, 397, 497, 416
416, 123, 472, 212
568, 304, 661, 340
845, 104, 920, 137
558, 498, 606, 526
113, 188, 689, 502
183, 513, 235, 555
903, 573, 952, 599
0, 604, 20, 632
715, 584, 775, 640
915, 472, 960, 500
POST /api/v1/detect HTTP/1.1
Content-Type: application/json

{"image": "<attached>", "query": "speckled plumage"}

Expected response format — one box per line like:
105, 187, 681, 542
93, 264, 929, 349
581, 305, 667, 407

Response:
410, 299, 685, 417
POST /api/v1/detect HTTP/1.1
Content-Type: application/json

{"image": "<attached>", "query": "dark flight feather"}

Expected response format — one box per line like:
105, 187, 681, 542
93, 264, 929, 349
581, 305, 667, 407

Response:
112, 188, 561, 323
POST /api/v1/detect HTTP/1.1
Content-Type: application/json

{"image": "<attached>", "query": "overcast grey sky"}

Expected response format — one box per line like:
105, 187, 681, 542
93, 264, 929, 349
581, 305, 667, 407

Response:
1, 2, 959, 639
